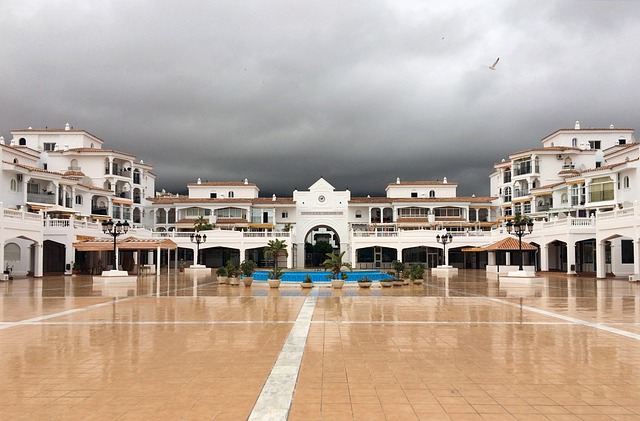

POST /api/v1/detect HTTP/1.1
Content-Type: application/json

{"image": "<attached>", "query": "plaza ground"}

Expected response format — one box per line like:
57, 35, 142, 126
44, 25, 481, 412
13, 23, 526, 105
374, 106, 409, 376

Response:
1, 270, 640, 420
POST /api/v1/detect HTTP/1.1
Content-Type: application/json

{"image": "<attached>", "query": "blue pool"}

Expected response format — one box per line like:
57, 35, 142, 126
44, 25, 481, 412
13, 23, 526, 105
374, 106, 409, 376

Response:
252, 270, 392, 283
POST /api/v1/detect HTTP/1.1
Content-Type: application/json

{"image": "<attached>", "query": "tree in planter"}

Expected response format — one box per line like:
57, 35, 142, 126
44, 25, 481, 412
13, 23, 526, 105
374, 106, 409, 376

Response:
239, 260, 257, 286
264, 239, 288, 280
323, 251, 352, 280
410, 263, 425, 283
392, 260, 405, 280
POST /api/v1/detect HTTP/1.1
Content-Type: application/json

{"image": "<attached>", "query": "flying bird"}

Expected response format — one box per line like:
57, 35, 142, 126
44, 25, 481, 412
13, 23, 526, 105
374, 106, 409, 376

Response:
489, 57, 499, 70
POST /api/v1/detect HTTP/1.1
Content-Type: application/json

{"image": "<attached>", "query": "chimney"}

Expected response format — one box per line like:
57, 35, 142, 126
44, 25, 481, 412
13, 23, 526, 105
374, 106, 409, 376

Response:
65, 123, 70, 131
574, 121, 580, 130
396, 177, 400, 184
197, 178, 201, 184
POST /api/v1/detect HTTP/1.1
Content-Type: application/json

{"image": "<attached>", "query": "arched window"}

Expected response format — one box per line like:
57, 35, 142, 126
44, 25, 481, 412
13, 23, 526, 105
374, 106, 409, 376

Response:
75, 195, 83, 205
19, 138, 26, 146
10, 179, 17, 191
624, 176, 630, 188
561, 193, 568, 203
13, 158, 18, 164
228, 191, 234, 198
429, 190, 435, 198
355, 210, 362, 219
4, 242, 21, 262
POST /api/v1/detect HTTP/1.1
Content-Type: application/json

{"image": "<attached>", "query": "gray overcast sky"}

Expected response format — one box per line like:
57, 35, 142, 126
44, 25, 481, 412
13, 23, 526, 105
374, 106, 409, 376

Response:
2, 0, 639, 198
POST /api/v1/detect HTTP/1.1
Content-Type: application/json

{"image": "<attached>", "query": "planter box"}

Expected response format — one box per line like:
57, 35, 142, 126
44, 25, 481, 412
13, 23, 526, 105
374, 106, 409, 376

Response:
268, 279, 281, 288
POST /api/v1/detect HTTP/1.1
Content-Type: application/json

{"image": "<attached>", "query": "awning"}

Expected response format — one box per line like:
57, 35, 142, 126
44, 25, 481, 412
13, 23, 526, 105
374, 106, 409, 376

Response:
73, 236, 178, 251
27, 203, 79, 213
113, 198, 132, 205
462, 247, 486, 252
248, 223, 274, 229
566, 179, 585, 185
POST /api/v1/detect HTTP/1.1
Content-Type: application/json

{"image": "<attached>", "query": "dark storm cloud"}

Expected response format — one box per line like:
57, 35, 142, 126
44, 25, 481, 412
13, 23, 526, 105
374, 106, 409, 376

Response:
2, 0, 640, 198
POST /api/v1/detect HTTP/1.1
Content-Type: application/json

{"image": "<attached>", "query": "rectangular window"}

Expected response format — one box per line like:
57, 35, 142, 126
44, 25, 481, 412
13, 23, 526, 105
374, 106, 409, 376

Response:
588, 140, 601, 150
185, 208, 210, 217
523, 202, 531, 214
411, 192, 418, 198
43, 142, 56, 151
621, 240, 634, 264
281, 211, 288, 218
215, 208, 244, 218
433, 207, 461, 218
398, 207, 429, 218
210, 192, 217, 198
27, 183, 40, 194
589, 177, 614, 202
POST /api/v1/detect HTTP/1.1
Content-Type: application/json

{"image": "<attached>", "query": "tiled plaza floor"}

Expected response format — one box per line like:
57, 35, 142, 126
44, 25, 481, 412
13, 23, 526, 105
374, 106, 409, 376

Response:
1, 270, 640, 420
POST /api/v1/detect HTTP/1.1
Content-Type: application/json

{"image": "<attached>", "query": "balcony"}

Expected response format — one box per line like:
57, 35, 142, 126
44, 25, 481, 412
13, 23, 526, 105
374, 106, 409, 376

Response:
27, 193, 56, 204
91, 207, 108, 216
513, 189, 530, 198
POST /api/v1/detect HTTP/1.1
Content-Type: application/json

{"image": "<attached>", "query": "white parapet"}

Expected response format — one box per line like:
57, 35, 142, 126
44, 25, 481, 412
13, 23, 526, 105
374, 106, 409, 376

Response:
431, 266, 458, 276
93, 270, 137, 282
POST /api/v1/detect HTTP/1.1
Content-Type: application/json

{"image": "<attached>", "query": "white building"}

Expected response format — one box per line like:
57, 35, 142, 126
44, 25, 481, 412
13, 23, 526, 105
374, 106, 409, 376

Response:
1, 124, 155, 276
490, 121, 640, 278
1, 121, 639, 280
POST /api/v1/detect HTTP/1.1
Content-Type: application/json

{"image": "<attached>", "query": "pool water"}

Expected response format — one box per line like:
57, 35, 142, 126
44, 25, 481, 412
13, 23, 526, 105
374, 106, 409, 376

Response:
252, 270, 393, 283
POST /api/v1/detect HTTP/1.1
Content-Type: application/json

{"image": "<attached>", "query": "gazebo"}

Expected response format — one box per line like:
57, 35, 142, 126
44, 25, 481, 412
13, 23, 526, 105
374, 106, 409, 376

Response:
73, 236, 178, 275
476, 237, 538, 275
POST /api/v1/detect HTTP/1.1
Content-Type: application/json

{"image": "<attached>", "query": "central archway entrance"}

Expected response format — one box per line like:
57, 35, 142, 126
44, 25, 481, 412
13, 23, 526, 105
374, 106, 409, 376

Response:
304, 225, 341, 268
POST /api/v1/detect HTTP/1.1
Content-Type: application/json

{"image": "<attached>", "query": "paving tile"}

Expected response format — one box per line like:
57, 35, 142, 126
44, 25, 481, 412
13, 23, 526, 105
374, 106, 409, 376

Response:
1, 271, 639, 420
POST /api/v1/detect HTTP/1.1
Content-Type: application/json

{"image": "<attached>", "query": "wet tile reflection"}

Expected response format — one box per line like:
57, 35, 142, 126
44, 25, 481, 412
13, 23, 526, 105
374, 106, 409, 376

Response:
1, 270, 639, 419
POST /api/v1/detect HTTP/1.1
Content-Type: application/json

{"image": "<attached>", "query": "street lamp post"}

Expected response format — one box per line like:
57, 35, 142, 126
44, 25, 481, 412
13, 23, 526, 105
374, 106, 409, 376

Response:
190, 231, 207, 267
436, 233, 453, 267
506, 217, 534, 271
101, 219, 129, 271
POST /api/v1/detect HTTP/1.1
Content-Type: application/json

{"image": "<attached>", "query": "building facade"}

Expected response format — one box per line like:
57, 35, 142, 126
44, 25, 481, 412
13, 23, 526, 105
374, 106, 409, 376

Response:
1, 121, 639, 279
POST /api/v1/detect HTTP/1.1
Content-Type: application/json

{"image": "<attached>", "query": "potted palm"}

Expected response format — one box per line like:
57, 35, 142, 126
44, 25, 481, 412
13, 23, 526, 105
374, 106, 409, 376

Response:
216, 266, 228, 284
226, 260, 240, 285
178, 259, 185, 273
357, 275, 372, 288
264, 239, 288, 288
323, 251, 352, 289
239, 260, 257, 286
301, 274, 314, 288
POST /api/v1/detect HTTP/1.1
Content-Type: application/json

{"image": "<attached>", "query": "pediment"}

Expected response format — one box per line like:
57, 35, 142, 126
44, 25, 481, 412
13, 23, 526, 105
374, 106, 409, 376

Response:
308, 177, 335, 192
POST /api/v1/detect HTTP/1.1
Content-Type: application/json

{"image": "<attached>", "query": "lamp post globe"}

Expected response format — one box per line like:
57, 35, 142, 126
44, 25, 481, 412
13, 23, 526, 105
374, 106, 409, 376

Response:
101, 219, 129, 271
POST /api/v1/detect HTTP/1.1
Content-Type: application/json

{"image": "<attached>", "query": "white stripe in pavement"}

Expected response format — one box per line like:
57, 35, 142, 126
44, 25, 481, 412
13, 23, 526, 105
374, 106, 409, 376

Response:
248, 292, 317, 421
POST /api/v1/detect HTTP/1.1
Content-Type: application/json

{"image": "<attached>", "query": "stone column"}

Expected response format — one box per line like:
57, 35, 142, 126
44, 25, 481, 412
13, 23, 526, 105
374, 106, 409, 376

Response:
596, 240, 607, 279
566, 241, 577, 275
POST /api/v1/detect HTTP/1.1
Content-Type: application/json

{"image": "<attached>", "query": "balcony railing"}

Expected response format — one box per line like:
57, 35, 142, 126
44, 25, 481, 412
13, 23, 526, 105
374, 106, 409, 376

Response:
27, 193, 56, 204
91, 207, 108, 215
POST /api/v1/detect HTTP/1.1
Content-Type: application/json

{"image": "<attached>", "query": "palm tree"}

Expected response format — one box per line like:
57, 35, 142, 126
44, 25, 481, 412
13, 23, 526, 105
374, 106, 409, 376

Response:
193, 215, 213, 231
264, 239, 288, 279
322, 251, 352, 279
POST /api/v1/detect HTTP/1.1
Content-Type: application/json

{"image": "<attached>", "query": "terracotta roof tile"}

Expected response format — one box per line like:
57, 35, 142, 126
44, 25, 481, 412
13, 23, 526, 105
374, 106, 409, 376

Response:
484, 237, 538, 251
4, 161, 64, 175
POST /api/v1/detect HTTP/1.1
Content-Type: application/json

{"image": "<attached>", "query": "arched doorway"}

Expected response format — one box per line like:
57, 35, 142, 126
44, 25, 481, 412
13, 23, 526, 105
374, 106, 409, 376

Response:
304, 225, 341, 267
